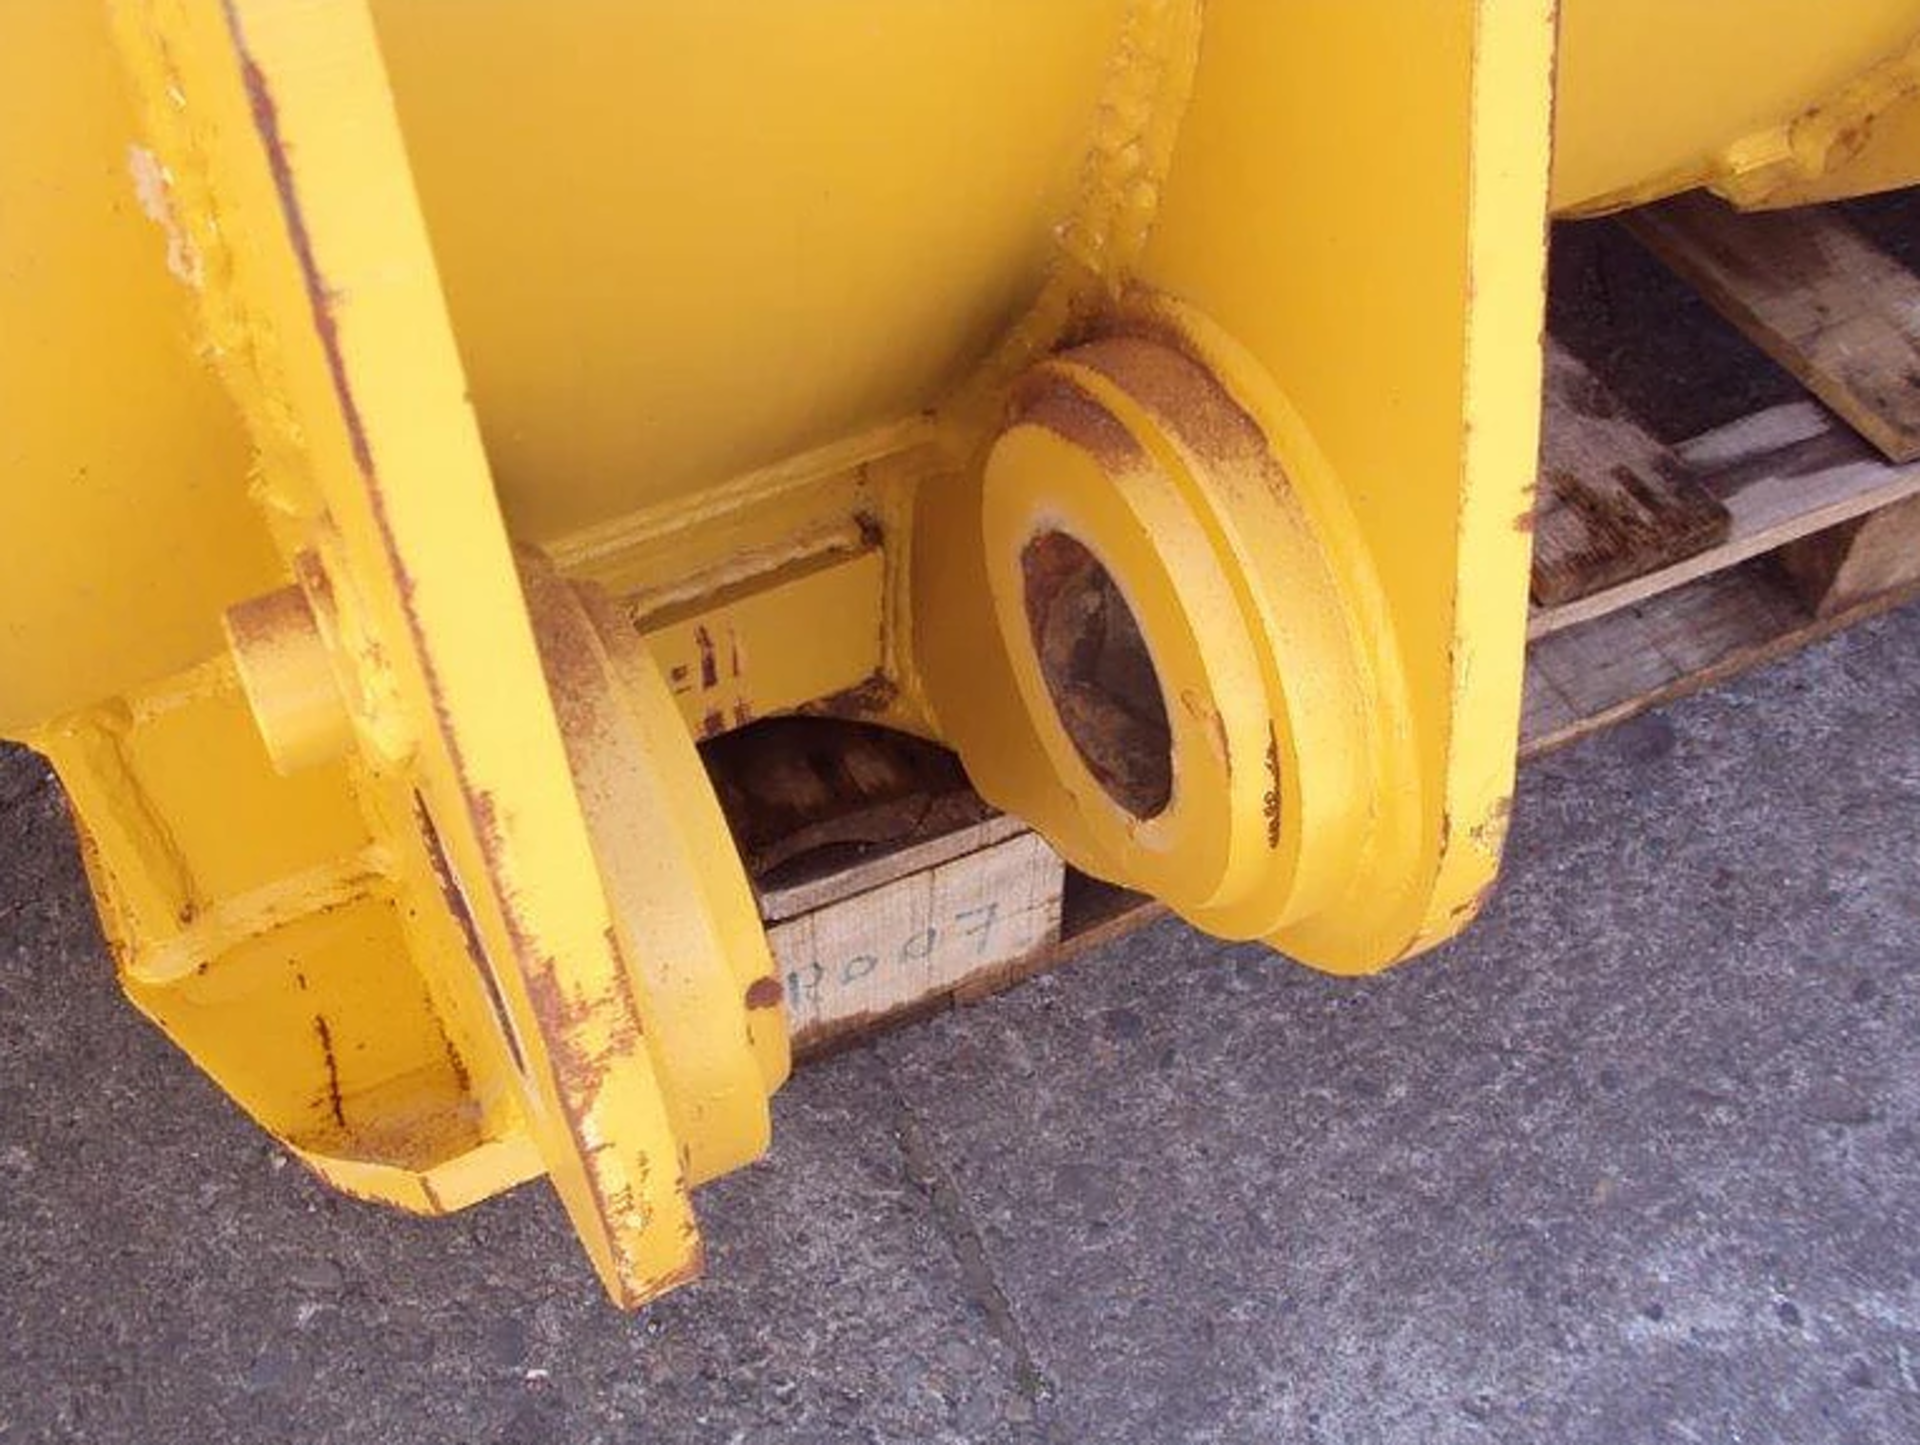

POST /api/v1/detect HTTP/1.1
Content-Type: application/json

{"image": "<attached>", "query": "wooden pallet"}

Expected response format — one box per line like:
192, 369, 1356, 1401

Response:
704, 193, 1920, 1059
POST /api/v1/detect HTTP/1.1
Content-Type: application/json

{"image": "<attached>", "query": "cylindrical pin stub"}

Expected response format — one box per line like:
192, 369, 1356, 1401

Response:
223, 579, 352, 775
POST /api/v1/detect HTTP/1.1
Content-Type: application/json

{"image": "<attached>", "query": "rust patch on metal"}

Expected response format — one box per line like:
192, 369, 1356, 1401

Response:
601, 923, 657, 1079
439, 1031, 472, 1099
1263, 721, 1283, 849
520, 962, 599, 1041
223, 582, 312, 665
416, 797, 484, 964
523, 964, 644, 1123
1070, 330, 1270, 473
227, 19, 373, 479
695, 626, 719, 689
801, 671, 899, 720
520, 938, 646, 1110
744, 975, 784, 1011
313, 1014, 347, 1131
1014, 383, 1149, 474
1023, 531, 1172, 819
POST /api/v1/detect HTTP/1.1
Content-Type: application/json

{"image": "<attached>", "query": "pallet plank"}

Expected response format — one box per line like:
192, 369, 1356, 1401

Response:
1625, 192, 1920, 463
1531, 342, 1730, 606
1778, 490, 1920, 619
1521, 557, 1920, 758
1530, 400, 1920, 637
774, 827, 1062, 1051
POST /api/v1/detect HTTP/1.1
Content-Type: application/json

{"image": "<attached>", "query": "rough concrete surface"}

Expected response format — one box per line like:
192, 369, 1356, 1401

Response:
4, 602, 1920, 1444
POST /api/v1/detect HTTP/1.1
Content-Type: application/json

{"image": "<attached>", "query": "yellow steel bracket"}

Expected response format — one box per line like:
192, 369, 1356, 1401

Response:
915, 0, 1556, 970
59, 0, 1911, 1307
1714, 33, 1920, 210
102, 0, 786, 1305
0, 0, 1571, 1306
1550, 3, 1920, 215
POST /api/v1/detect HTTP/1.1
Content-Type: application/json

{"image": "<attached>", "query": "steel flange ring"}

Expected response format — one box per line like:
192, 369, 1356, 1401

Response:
521, 555, 788, 1187
979, 316, 1414, 949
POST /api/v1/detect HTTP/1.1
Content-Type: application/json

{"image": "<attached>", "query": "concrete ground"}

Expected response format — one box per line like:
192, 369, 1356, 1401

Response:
3, 601, 1919, 1444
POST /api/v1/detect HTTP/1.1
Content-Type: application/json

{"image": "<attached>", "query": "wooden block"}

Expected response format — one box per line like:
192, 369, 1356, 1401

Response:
770, 826, 1063, 1049
1531, 341, 1731, 606
1518, 667, 1579, 744
950, 873, 1165, 1007
699, 717, 1069, 1049
1530, 400, 1920, 637
1625, 192, 1920, 463
1778, 491, 1920, 618
758, 813, 1029, 923
1521, 558, 1920, 758
1527, 564, 1800, 744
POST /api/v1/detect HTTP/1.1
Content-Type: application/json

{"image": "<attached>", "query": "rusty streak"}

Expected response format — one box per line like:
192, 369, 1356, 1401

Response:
1263, 722, 1283, 849
226, 11, 373, 479
801, 671, 899, 720
695, 625, 719, 689
313, 1014, 347, 1131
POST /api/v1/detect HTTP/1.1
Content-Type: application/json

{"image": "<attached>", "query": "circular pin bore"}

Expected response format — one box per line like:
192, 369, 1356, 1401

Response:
975, 322, 1407, 946
982, 383, 1264, 916
1020, 529, 1173, 821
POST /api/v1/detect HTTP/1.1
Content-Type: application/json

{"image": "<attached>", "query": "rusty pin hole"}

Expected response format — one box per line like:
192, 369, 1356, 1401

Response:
1020, 530, 1173, 820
